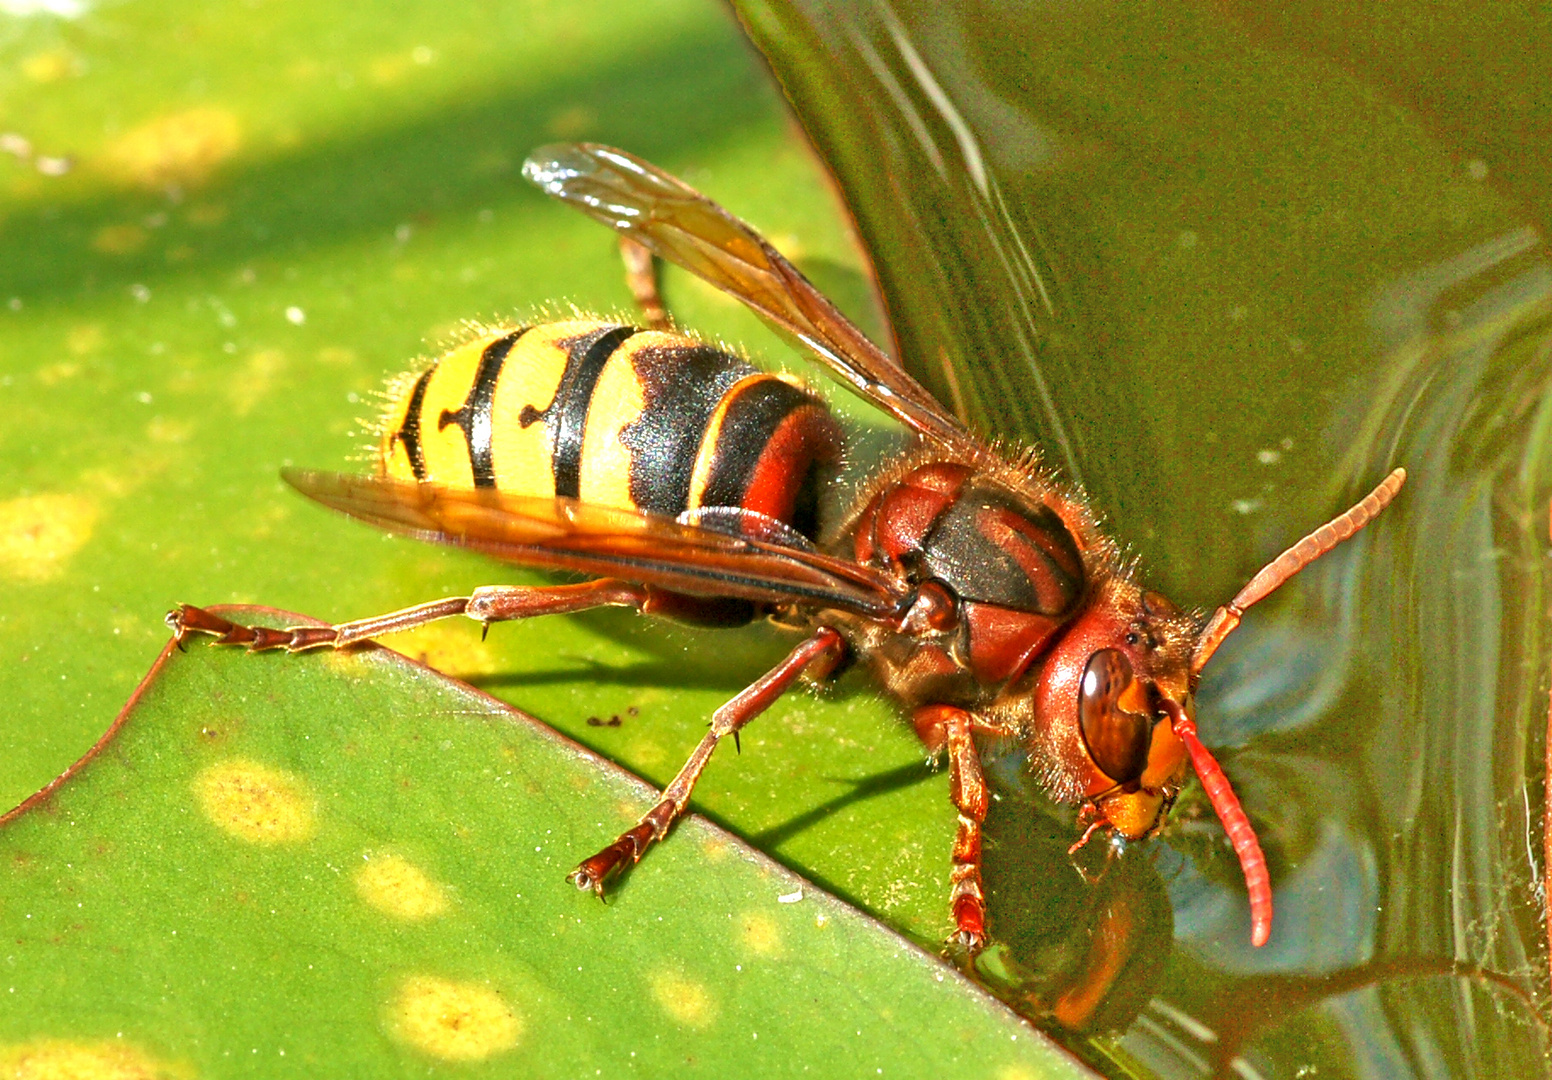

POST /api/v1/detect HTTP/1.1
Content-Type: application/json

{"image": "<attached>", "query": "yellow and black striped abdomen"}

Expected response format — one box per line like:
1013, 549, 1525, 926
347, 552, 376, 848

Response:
379, 319, 842, 538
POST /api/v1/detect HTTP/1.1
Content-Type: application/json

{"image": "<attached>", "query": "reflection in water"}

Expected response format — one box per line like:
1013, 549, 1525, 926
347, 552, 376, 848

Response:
1130, 225, 1552, 1074
736, 0, 1552, 1075
1194, 552, 1367, 744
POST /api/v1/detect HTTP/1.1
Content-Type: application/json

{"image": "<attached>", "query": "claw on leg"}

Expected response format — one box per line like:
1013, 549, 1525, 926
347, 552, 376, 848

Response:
950, 852, 987, 951
568, 817, 664, 898
167, 603, 234, 642
1068, 814, 1106, 857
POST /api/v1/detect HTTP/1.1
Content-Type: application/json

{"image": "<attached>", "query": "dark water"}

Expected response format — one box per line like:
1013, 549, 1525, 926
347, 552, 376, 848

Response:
736, 1, 1552, 1075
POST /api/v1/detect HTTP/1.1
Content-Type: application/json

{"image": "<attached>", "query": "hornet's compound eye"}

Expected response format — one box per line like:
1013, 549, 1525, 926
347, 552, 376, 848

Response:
1077, 648, 1153, 785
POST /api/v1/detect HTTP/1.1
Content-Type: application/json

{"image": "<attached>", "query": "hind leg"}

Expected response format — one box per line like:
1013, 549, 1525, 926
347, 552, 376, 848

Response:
167, 579, 650, 652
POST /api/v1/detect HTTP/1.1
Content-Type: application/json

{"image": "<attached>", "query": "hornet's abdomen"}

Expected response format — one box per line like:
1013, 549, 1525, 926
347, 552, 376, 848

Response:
379, 320, 842, 540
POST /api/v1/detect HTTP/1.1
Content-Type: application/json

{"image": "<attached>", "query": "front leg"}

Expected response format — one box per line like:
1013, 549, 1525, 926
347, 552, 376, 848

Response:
915, 704, 992, 952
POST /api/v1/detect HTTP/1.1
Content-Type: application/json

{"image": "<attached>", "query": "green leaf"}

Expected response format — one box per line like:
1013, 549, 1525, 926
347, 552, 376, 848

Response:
0, 0, 948, 940
0, 609, 1085, 1077
0, 0, 1097, 1070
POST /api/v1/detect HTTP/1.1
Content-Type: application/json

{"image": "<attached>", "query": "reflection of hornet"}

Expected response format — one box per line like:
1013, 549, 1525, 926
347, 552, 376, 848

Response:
974, 814, 1176, 1034
169, 144, 1405, 952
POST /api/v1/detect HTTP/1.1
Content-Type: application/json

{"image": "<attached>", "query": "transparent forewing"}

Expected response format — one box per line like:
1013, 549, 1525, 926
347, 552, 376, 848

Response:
731, 0, 1096, 482
522, 143, 978, 454
283, 470, 907, 619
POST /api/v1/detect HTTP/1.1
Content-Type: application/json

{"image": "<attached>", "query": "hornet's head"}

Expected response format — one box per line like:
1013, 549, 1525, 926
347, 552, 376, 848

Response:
1030, 467, 1407, 949
1029, 580, 1197, 843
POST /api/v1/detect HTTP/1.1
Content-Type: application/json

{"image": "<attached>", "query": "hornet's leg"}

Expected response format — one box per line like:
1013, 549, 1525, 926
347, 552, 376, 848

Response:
914, 703, 992, 952
569, 626, 847, 895
167, 579, 651, 652
620, 236, 669, 330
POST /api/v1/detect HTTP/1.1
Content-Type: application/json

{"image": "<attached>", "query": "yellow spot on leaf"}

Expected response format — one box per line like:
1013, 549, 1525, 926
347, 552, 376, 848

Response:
368, 53, 411, 84
0, 1038, 175, 1080
0, 494, 98, 582
92, 224, 149, 255
104, 107, 241, 189
426, 318, 476, 345
67, 324, 105, 354
737, 911, 783, 957
387, 975, 521, 1061
624, 736, 666, 769
650, 971, 718, 1029
394, 621, 495, 679
78, 467, 147, 499
355, 853, 450, 921
35, 362, 80, 386
997, 1068, 1040, 1080
194, 759, 315, 844
467, 150, 513, 178
316, 647, 369, 676
185, 202, 228, 226
769, 233, 806, 262
228, 349, 287, 416
145, 416, 194, 444
22, 49, 79, 83
686, 273, 742, 308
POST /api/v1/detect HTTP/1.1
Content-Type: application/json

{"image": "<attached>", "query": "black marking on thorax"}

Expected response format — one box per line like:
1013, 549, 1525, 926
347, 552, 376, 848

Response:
517, 324, 637, 499
394, 366, 437, 481
438, 329, 528, 488
921, 485, 1084, 614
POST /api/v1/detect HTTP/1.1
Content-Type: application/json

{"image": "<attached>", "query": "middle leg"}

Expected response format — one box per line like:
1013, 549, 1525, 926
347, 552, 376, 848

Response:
569, 625, 847, 895
915, 703, 992, 952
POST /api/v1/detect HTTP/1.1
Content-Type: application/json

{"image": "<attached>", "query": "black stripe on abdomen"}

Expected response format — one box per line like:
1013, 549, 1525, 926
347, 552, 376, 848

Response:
620, 343, 753, 516
699, 378, 814, 509
394, 366, 437, 481
438, 328, 527, 488
549, 325, 636, 499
